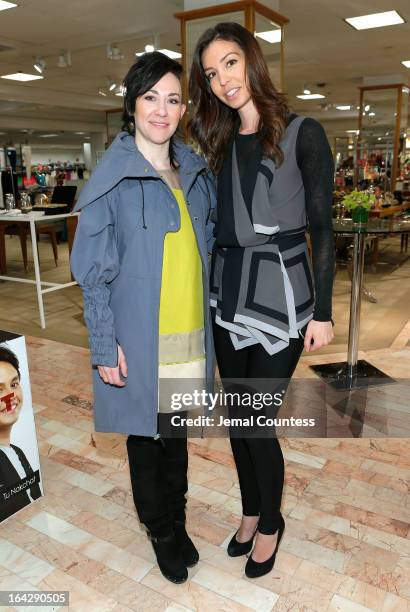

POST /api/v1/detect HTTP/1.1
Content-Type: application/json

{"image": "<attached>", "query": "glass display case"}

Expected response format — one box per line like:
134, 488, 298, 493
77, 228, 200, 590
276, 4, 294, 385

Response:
175, 0, 289, 134
355, 84, 409, 192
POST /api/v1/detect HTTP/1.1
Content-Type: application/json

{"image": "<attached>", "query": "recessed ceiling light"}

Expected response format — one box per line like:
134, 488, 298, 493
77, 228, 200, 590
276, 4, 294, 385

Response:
369, 112, 376, 116
39, 134, 58, 138
98, 89, 107, 96
255, 30, 281, 44
336, 105, 351, 110
345, 10, 404, 31
303, 85, 311, 95
378, 137, 382, 141
296, 93, 325, 100
346, 130, 359, 134
364, 104, 370, 111
75, 132, 85, 135
145, 44, 155, 53
402, 60, 410, 68
0, 1, 18, 11
1, 72, 44, 82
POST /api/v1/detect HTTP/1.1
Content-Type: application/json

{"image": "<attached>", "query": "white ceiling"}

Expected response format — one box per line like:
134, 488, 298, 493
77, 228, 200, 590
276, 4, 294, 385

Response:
0, 0, 408, 145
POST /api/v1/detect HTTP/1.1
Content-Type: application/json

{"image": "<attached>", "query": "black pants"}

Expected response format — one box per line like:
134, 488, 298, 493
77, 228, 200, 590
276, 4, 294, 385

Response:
213, 322, 305, 534
126, 415, 188, 536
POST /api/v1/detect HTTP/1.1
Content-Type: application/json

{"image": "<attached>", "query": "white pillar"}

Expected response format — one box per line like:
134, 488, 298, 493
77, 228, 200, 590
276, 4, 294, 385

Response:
22, 145, 32, 179
90, 133, 106, 169
83, 142, 92, 172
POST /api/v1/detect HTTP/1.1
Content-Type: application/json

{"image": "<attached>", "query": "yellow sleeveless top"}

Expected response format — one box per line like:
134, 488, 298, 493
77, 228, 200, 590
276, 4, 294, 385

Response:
159, 188, 203, 334
158, 188, 206, 413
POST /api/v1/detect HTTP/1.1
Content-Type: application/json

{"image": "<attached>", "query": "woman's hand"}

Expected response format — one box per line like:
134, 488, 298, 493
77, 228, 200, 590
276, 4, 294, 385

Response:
97, 345, 128, 386
304, 320, 334, 352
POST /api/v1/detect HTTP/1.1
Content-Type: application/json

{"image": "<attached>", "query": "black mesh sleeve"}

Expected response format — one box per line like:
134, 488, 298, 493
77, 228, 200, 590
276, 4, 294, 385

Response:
296, 118, 335, 322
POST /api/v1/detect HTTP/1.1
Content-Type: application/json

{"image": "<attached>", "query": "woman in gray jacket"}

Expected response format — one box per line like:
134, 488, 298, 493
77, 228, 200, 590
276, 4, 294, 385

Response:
71, 52, 215, 584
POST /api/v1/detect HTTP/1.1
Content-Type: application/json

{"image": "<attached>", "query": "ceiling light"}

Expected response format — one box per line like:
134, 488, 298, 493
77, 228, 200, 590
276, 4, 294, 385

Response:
369, 112, 376, 116
109, 83, 116, 91
1, 72, 44, 81
115, 86, 126, 97
106, 79, 116, 92
255, 30, 281, 44
107, 43, 124, 61
345, 10, 405, 30
58, 50, 71, 68
33, 57, 46, 74
402, 60, 410, 68
303, 87, 311, 95
336, 105, 351, 110
158, 49, 182, 59
364, 104, 370, 111
346, 130, 359, 134
0, 1, 17, 11
145, 44, 155, 53
378, 137, 382, 141
98, 89, 107, 96
39, 134, 58, 138
402, 86, 410, 94
75, 132, 85, 135
296, 93, 325, 100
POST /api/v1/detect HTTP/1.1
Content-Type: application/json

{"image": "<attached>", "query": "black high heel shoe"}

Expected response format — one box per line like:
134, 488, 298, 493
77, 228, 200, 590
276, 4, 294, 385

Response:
245, 515, 285, 579
227, 526, 258, 557
148, 531, 188, 584
174, 520, 199, 567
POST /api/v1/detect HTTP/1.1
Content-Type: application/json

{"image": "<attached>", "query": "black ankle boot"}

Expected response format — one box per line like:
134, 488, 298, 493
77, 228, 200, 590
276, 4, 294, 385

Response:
148, 531, 188, 583
245, 515, 285, 579
174, 520, 199, 567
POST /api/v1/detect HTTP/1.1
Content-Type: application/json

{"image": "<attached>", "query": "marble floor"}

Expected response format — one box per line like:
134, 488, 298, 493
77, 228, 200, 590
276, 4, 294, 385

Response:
0, 322, 409, 612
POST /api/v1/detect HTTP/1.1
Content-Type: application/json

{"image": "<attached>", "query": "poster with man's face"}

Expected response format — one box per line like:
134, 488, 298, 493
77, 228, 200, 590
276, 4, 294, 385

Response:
0, 331, 43, 523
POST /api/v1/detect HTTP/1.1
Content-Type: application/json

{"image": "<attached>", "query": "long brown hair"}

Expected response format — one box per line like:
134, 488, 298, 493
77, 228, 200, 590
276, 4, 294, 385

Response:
188, 22, 289, 174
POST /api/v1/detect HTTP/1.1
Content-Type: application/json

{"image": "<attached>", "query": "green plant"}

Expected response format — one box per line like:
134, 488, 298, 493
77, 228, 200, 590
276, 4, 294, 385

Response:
342, 189, 375, 211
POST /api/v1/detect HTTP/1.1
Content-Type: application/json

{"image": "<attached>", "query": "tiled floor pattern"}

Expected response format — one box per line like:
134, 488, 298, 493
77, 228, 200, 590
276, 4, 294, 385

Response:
0, 329, 409, 611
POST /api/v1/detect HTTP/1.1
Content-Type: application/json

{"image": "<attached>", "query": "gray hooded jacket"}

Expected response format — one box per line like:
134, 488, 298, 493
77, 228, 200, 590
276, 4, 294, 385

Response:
70, 131, 216, 436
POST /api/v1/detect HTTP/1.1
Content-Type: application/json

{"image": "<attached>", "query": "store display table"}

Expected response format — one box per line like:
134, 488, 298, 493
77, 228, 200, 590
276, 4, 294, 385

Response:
0, 211, 79, 328
311, 217, 410, 388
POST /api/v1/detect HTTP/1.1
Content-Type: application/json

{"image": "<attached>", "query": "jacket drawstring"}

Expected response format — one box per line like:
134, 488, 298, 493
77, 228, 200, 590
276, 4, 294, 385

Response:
139, 180, 147, 229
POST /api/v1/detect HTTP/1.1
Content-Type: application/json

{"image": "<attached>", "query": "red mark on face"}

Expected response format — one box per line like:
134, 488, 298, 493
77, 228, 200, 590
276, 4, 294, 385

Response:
1, 392, 14, 412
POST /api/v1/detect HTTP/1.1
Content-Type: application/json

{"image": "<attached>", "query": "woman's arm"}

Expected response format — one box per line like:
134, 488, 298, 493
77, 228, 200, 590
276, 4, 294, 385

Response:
296, 118, 335, 350
70, 191, 120, 368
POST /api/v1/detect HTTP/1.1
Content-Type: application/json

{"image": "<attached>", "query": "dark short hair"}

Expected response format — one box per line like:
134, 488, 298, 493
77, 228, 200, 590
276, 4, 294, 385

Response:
0, 345, 20, 379
122, 51, 183, 126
